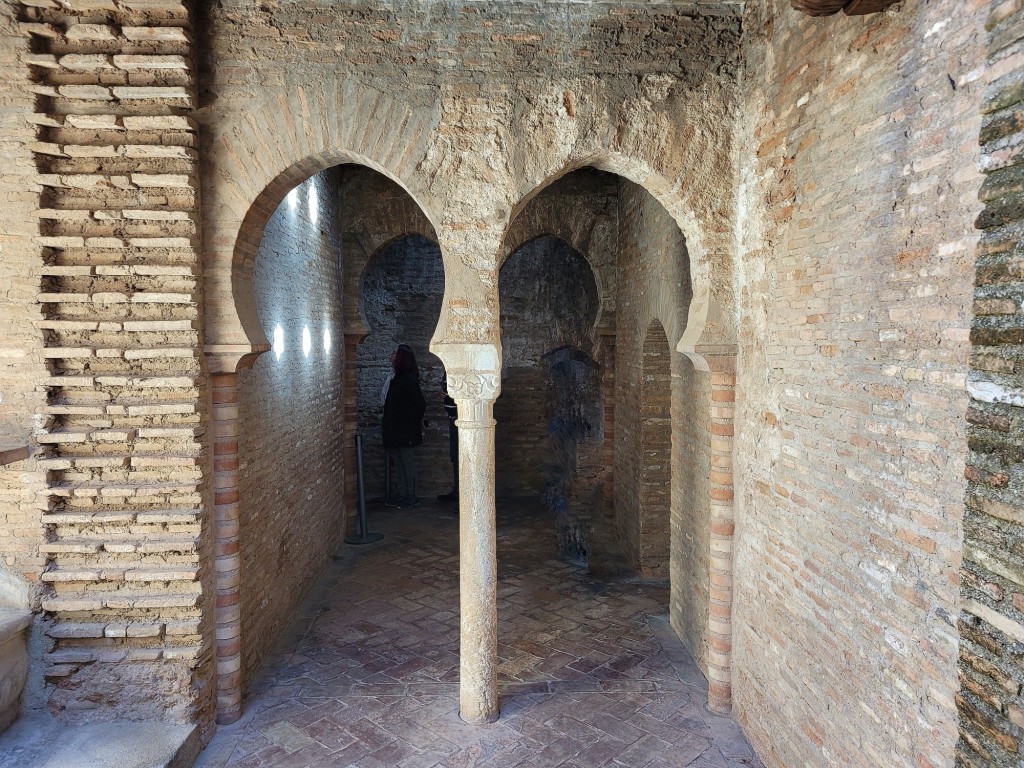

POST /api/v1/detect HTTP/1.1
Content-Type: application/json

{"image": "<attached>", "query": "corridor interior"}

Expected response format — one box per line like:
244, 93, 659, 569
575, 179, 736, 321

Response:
3, 2, 1007, 764
206, 162, 732, 765
195, 502, 760, 768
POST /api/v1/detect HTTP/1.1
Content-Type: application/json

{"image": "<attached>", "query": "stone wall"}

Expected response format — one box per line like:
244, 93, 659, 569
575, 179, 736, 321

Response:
959, 2, 1024, 764
735, 1, 985, 765
236, 171, 345, 688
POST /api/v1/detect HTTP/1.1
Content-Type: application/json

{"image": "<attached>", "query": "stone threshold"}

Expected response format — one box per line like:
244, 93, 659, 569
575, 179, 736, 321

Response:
0, 713, 200, 768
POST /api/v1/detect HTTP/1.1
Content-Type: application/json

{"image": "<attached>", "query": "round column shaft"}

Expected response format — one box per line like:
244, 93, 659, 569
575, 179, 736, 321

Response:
450, 372, 500, 724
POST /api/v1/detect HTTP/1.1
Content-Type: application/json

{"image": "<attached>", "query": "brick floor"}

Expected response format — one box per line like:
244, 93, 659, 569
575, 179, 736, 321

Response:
196, 500, 763, 768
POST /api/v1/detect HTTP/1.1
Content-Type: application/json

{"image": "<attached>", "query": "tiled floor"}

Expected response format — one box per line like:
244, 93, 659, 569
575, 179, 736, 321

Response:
196, 500, 763, 768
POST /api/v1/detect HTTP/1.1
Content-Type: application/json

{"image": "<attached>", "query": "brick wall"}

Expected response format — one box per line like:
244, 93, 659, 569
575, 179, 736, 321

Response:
0, 1, 47, 612
237, 170, 345, 687
8, 0, 215, 729
614, 180, 709, 666
496, 171, 617, 572
735, 1, 985, 765
0, 0, 740, 745
958, 2, 1024, 764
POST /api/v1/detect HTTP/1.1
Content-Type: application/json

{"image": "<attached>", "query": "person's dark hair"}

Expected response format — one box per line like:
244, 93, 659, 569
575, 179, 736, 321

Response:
393, 344, 418, 377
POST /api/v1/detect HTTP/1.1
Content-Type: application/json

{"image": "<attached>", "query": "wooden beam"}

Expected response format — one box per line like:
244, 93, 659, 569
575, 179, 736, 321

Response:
790, 0, 847, 16
843, 0, 901, 14
791, 0, 900, 15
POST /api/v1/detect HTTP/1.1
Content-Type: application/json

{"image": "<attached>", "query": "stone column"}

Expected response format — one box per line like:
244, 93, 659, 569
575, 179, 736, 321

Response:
447, 370, 501, 724
705, 352, 736, 715
211, 372, 242, 724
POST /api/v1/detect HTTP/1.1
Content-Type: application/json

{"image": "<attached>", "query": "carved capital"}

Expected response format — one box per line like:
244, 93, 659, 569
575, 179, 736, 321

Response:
447, 372, 500, 402
447, 372, 500, 425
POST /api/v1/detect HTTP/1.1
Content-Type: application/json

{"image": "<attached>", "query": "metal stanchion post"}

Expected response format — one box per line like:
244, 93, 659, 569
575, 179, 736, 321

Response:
345, 434, 384, 545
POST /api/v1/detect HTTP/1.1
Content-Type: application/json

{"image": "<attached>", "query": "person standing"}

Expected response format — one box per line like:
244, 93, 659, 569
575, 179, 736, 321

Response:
437, 379, 458, 511
382, 344, 426, 509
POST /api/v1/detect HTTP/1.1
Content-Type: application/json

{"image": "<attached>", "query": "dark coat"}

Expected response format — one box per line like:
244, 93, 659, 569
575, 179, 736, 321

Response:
382, 372, 426, 449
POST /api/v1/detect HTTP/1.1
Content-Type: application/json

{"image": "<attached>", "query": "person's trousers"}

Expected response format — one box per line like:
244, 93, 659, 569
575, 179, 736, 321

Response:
393, 446, 417, 501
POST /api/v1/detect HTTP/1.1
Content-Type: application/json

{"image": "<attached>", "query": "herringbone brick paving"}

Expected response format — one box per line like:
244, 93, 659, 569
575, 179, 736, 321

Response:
196, 500, 762, 768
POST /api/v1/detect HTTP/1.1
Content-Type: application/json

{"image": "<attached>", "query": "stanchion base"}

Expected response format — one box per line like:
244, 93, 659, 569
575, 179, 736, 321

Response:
345, 533, 384, 545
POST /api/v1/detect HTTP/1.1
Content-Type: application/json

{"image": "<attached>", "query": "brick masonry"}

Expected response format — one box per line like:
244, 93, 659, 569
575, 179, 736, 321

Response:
198, 1, 740, 358
735, 1, 986, 765
334, 167, 439, 517
496, 235, 601, 502
0, 1, 48, 700
236, 170, 346, 693
497, 170, 619, 521
6, 0, 214, 731
356, 233, 451, 500
959, 1, 1024, 764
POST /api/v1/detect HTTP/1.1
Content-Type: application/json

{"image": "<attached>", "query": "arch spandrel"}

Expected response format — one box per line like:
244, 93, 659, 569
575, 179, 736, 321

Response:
204, 74, 739, 372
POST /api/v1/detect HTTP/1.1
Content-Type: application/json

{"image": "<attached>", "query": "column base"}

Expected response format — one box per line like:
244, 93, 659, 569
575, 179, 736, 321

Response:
707, 683, 733, 715
459, 707, 500, 725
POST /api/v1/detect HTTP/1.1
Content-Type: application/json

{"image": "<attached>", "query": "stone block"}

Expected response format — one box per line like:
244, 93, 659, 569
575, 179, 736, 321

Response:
0, 609, 30, 735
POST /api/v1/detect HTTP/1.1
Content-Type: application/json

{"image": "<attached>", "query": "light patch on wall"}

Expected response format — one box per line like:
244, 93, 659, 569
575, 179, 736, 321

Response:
273, 323, 284, 360
323, 327, 332, 354
287, 188, 297, 211
302, 325, 312, 358
309, 184, 318, 224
